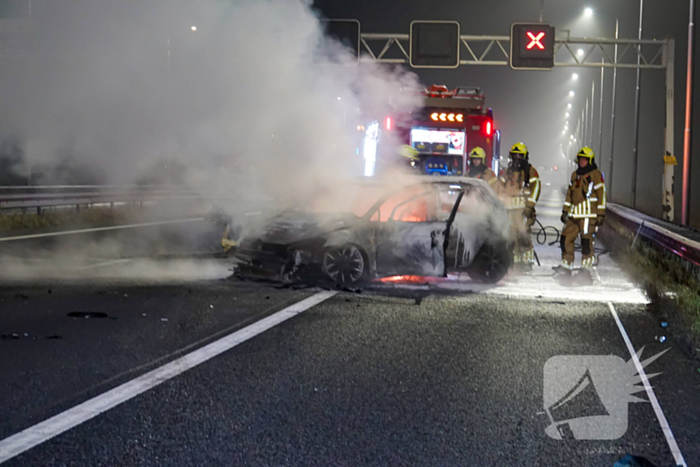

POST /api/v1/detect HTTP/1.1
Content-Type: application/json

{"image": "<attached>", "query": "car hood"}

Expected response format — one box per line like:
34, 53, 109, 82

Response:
254, 211, 361, 245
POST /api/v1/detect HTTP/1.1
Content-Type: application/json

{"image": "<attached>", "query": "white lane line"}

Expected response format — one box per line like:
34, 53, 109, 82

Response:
0, 290, 338, 464
77, 259, 133, 270
607, 302, 686, 467
0, 218, 205, 242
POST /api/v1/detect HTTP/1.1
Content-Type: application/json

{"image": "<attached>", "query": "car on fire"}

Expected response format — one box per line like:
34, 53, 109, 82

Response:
227, 177, 514, 285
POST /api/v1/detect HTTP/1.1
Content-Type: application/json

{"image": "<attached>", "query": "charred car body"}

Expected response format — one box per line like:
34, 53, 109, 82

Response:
230, 177, 514, 285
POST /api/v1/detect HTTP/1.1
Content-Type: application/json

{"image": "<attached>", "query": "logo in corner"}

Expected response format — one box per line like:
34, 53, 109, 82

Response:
542, 348, 668, 440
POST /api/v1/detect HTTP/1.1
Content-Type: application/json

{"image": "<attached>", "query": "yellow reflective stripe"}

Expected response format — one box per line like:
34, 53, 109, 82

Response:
598, 205, 606, 209
529, 177, 538, 183
601, 185, 607, 207
589, 198, 598, 202
594, 183, 604, 189
487, 177, 497, 185
527, 198, 537, 203
564, 201, 571, 206
531, 179, 540, 201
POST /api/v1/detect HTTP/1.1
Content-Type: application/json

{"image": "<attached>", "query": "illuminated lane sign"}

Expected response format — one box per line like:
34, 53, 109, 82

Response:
510, 23, 555, 70
526, 31, 545, 50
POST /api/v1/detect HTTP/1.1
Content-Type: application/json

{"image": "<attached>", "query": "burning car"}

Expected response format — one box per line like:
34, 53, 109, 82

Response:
228, 177, 514, 285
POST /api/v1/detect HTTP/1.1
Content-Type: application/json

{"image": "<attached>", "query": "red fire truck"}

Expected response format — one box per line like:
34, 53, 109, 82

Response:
362, 85, 500, 178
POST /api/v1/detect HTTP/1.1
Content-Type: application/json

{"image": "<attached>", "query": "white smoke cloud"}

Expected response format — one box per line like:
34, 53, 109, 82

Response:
0, 0, 422, 210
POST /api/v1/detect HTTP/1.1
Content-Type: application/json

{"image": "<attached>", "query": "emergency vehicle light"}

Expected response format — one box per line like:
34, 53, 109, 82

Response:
430, 112, 464, 123
485, 120, 493, 136
386, 117, 392, 130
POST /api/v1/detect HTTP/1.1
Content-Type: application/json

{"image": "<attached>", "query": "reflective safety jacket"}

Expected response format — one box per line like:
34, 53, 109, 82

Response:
564, 168, 606, 218
468, 165, 498, 186
497, 165, 541, 211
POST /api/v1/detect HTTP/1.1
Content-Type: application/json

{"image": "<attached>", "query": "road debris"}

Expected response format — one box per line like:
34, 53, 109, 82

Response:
67, 312, 109, 319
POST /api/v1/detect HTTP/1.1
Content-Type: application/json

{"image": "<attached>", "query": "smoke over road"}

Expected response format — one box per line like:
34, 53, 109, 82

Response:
0, 0, 428, 281
1, 0, 421, 209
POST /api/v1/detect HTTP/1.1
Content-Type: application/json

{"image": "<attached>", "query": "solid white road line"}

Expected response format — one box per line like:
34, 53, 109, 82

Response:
77, 259, 134, 270
0, 290, 338, 464
607, 302, 686, 467
0, 218, 205, 242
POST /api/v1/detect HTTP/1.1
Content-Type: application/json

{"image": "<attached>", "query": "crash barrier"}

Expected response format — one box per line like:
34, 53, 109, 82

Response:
0, 185, 209, 213
606, 203, 700, 278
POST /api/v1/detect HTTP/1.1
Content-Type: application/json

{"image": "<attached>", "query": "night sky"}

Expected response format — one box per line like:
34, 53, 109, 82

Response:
313, 0, 700, 225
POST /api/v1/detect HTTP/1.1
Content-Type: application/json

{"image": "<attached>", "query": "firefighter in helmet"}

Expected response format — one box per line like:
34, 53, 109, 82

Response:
467, 147, 497, 186
558, 147, 606, 280
496, 142, 541, 272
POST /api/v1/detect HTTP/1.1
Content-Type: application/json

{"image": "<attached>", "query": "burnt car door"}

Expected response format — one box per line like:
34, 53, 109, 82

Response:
372, 184, 464, 277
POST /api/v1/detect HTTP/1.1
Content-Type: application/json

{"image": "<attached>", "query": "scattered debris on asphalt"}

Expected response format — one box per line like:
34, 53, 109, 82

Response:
2, 333, 63, 340
67, 312, 109, 319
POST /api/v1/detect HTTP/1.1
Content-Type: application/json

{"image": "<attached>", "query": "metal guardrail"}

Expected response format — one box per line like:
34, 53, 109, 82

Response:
0, 185, 204, 213
607, 203, 700, 269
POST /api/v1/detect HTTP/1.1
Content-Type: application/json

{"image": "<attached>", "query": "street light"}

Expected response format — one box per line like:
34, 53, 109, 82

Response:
577, 49, 584, 57
569, 91, 575, 97
567, 103, 572, 109
584, 7, 594, 17
566, 112, 570, 117
572, 73, 579, 80
191, 26, 197, 32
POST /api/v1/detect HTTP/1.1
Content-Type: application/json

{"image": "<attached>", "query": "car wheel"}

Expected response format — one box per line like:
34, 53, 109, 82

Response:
466, 243, 511, 283
323, 245, 366, 286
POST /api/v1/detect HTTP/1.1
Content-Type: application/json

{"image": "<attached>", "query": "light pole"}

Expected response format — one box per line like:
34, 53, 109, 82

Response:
682, 0, 695, 225
597, 60, 604, 158
589, 81, 595, 147
609, 19, 619, 201
584, 98, 589, 146
584, 9, 618, 200
631, 0, 644, 208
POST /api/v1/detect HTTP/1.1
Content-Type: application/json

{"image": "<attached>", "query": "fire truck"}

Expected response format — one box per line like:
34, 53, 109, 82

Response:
361, 85, 500, 178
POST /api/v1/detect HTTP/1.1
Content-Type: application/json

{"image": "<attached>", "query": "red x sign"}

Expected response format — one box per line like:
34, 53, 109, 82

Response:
526, 31, 545, 50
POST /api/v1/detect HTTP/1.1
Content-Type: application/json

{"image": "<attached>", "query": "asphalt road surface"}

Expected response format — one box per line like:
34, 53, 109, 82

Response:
0, 188, 698, 466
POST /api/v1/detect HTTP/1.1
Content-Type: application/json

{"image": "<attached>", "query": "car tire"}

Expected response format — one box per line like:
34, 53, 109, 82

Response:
323, 244, 366, 286
466, 242, 511, 284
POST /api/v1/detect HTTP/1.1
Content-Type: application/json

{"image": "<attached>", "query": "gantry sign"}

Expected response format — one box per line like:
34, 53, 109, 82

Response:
328, 19, 674, 221
510, 23, 555, 70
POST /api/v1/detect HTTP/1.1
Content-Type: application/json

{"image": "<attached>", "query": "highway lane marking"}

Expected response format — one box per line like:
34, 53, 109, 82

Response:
607, 302, 687, 467
77, 259, 133, 270
0, 218, 205, 242
0, 290, 338, 464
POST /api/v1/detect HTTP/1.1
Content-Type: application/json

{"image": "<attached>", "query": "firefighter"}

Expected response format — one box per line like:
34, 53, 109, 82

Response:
497, 142, 541, 272
467, 147, 498, 186
558, 146, 606, 280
